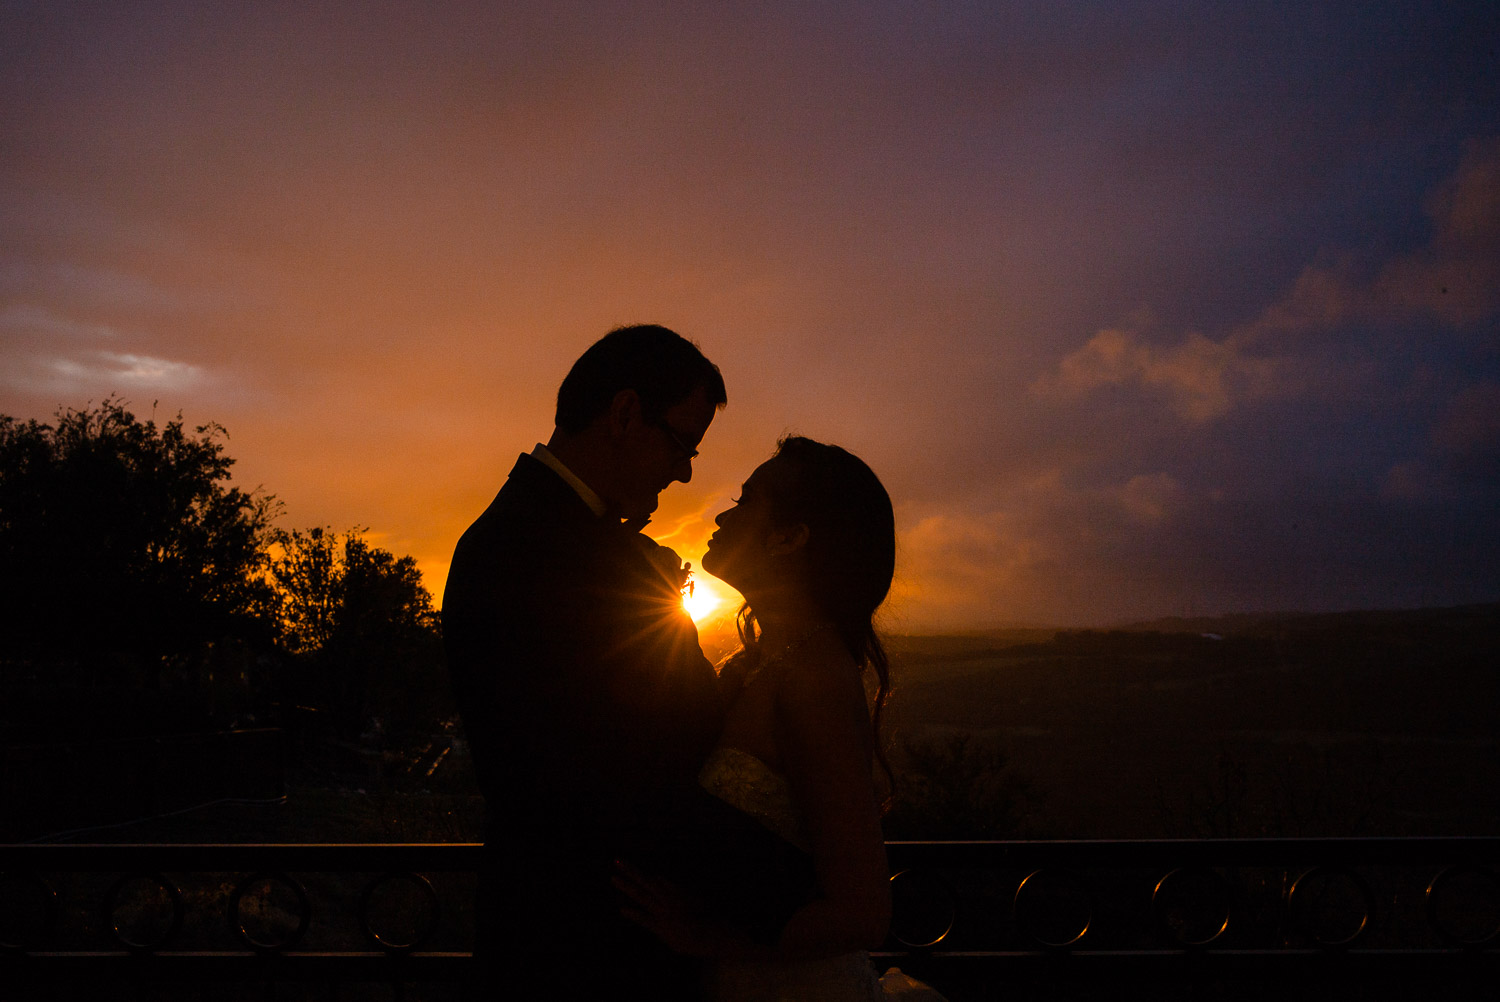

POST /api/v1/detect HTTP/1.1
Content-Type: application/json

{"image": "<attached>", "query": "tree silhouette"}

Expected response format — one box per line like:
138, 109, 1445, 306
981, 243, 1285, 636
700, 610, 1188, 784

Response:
0, 399, 277, 680
268, 526, 439, 654
1, 399, 461, 807
267, 526, 446, 741
266, 526, 344, 656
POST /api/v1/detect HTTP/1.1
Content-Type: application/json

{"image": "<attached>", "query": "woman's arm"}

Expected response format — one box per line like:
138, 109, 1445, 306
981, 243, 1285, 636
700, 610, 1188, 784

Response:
769, 644, 892, 957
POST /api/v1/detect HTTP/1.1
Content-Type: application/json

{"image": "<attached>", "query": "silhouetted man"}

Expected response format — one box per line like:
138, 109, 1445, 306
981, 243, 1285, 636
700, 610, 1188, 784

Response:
443, 325, 804, 998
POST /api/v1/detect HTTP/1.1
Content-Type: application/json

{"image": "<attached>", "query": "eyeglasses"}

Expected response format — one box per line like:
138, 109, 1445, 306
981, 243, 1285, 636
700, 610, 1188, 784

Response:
654, 420, 699, 462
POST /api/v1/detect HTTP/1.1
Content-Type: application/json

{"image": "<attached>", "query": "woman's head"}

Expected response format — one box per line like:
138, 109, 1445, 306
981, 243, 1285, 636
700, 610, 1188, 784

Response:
704, 436, 895, 654
706, 436, 898, 806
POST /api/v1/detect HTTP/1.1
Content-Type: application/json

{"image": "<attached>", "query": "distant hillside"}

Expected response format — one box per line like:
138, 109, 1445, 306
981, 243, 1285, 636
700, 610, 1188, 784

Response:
885, 628, 1057, 660
880, 603, 1500, 839
1110, 602, 1500, 639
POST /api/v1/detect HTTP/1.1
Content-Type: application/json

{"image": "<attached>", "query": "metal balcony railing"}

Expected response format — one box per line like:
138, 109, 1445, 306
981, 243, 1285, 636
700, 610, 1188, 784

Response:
2, 838, 1497, 999
878, 837, 1500, 998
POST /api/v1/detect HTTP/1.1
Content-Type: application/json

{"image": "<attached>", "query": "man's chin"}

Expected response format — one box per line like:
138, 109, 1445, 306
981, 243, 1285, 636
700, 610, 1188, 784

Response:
620, 496, 660, 526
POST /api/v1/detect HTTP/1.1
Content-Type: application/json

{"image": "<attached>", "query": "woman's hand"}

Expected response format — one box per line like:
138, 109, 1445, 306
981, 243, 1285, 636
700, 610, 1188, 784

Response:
613, 859, 739, 958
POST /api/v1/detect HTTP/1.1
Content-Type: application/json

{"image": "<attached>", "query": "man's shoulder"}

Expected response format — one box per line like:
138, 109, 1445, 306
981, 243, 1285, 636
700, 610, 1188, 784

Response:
446, 457, 574, 598
491, 453, 582, 515
446, 453, 644, 603
457, 456, 588, 547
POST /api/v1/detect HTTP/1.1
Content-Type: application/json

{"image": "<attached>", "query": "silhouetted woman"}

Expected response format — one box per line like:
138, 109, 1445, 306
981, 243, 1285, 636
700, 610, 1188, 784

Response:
617, 437, 941, 1000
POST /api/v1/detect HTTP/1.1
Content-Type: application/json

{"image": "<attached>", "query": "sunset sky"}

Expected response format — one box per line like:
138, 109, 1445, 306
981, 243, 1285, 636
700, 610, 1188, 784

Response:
3, 2, 1497, 630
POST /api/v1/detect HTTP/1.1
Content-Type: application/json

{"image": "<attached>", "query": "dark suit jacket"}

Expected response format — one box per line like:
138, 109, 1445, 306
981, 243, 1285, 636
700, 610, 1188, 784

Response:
443, 454, 808, 996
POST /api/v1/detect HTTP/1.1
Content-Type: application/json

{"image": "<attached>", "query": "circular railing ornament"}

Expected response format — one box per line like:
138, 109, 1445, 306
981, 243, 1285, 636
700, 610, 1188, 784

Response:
887, 869, 956, 949
1285, 867, 1374, 949
1152, 866, 1233, 948
1426, 865, 1500, 949
1014, 868, 1092, 949
228, 871, 312, 952
359, 872, 440, 953
104, 872, 184, 953
0, 872, 59, 952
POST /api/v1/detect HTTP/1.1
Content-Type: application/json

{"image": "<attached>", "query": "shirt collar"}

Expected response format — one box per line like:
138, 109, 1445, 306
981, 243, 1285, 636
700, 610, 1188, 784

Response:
530, 443, 608, 518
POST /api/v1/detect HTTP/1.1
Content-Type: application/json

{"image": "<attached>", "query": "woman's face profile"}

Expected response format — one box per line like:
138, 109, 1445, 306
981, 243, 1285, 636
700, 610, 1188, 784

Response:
702, 462, 780, 591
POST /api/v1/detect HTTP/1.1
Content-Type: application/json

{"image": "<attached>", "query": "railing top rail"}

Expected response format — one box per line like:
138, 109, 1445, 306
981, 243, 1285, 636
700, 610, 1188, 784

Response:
885, 836, 1500, 867
884, 836, 1500, 846
3, 837, 1495, 871
0, 842, 487, 870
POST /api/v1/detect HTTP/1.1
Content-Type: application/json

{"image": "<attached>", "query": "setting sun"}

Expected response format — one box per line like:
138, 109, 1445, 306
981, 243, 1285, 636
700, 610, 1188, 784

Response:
682, 575, 726, 624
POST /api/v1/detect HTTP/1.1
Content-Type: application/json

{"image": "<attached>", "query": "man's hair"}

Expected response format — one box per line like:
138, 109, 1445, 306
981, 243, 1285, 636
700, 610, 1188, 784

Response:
554, 324, 726, 434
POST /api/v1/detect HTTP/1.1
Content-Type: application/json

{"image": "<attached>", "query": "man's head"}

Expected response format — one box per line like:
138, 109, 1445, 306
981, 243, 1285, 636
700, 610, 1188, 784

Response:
549, 324, 726, 523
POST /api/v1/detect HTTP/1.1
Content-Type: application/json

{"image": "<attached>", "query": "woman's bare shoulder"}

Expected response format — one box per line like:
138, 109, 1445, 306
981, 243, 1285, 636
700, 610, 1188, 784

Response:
773, 630, 869, 725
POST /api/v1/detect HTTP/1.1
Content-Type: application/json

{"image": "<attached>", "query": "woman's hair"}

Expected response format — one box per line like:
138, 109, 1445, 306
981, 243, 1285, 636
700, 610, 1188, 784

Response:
733, 435, 897, 805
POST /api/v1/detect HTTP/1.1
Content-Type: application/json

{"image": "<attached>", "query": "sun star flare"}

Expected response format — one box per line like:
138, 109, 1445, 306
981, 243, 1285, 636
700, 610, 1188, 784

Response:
683, 576, 725, 624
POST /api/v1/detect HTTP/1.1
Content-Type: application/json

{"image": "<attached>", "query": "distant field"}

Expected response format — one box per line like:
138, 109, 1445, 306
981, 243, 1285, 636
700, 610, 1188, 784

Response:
881, 604, 1500, 838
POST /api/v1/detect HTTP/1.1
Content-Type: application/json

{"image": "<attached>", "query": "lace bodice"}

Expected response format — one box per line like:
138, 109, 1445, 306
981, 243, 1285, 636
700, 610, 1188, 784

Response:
699, 745, 808, 851
697, 746, 885, 1001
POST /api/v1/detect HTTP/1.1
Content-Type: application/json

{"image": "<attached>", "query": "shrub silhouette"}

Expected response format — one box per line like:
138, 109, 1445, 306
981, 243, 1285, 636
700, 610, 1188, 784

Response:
884, 730, 1043, 839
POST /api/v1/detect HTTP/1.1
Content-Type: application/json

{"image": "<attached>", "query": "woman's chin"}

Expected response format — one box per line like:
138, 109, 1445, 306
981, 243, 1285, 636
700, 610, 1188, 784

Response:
700, 551, 732, 586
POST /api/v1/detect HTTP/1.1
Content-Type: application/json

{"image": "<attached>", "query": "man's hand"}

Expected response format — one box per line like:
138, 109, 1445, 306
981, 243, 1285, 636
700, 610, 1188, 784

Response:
632, 537, 693, 593
613, 859, 741, 958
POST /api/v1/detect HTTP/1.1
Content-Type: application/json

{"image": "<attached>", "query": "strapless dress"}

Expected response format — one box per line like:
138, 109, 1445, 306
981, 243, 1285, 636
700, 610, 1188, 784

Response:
698, 746, 918, 1002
